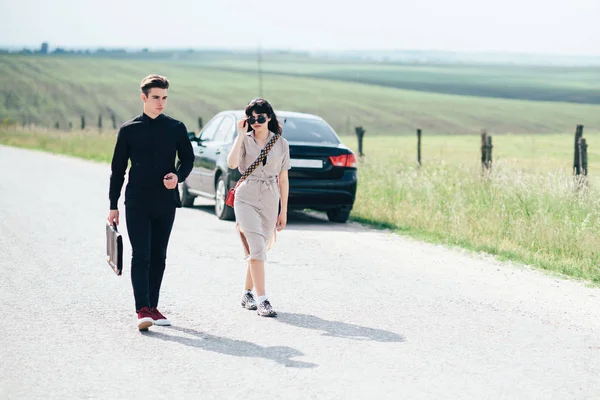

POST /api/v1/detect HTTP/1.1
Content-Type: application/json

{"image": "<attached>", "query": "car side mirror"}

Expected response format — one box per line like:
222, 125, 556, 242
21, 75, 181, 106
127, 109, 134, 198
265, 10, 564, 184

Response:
188, 132, 206, 143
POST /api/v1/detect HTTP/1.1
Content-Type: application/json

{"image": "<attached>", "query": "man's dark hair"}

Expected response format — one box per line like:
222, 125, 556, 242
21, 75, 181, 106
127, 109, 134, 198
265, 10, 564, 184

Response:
140, 74, 170, 96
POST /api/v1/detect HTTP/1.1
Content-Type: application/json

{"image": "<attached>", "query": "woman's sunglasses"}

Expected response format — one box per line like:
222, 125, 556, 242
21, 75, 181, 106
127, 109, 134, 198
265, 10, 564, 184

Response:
248, 115, 267, 125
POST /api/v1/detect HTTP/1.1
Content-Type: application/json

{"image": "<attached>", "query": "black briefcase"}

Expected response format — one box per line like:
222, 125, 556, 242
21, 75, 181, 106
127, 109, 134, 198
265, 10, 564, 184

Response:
106, 221, 123, 276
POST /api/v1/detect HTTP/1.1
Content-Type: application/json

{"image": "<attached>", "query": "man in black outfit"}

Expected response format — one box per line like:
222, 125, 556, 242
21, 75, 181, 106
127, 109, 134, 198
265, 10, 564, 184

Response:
107, 74, 194, 331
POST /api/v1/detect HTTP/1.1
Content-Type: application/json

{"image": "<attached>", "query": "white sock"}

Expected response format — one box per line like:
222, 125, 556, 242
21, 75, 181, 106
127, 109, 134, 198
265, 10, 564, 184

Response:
257, 295, 268, 304
244, 289, 252, 295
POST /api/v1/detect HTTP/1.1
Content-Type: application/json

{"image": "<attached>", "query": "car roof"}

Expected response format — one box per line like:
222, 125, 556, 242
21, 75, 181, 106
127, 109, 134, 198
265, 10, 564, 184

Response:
219, 110, 323, 120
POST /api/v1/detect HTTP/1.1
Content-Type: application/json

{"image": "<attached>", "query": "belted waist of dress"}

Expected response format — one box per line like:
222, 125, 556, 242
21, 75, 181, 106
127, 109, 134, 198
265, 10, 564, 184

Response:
246, 176, 277, 192
246, 176, 277, 183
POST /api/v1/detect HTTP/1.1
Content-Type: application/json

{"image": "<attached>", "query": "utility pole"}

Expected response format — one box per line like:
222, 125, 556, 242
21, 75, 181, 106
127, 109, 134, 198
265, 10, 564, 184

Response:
257, 42, 263, 97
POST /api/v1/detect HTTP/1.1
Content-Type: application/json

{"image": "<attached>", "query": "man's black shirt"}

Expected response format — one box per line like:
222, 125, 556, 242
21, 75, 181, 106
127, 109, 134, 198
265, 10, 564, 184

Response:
109, 112, 194, 210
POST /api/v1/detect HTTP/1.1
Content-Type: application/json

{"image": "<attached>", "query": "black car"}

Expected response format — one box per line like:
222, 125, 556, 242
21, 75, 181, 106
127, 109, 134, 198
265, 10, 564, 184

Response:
178, 110, 357, 223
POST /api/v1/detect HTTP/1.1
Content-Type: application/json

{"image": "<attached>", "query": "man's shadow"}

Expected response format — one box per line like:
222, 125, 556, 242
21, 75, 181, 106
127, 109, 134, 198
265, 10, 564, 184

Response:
276, 313, 405, 343
141, 326, 317, 369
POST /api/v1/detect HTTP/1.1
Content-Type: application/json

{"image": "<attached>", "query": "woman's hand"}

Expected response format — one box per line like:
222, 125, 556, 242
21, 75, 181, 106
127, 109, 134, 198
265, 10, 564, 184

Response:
228, 120, 247, 169
238, 117, 249, 135
276, 213, 287, 231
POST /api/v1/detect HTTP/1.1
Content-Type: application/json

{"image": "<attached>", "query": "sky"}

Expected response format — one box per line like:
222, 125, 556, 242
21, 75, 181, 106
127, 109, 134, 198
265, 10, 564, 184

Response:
1, 0, 599, 55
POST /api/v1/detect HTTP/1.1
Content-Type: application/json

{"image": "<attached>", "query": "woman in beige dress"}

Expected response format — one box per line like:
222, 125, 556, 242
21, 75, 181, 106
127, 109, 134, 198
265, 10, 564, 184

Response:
226, 98, 291, 317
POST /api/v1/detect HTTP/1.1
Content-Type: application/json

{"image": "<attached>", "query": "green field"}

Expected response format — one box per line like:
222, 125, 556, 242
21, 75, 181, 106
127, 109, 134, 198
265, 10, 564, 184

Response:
351, 134, 600, 284
1, 127, 599, 284
45, 51, 600, 104
181, 53, 600, 104
2, 53, 599, 284
2, 55, 599, 136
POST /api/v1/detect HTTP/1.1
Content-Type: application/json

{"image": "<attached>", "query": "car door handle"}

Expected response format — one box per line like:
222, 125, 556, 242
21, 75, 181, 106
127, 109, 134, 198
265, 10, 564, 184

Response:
215, 150, 221, 155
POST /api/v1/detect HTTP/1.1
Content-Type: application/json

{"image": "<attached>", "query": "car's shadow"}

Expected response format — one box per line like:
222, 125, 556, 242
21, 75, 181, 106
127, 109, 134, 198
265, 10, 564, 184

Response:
188, 199, 369, 233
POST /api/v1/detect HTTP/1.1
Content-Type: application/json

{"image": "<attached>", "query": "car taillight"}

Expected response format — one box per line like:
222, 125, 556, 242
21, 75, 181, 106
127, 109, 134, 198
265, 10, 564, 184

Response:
346, 153, 357, 168
329, 153, 357, 168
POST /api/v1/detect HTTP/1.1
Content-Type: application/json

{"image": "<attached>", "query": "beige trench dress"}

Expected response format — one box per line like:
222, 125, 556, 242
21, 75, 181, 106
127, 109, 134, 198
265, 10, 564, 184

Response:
234, 130, 291, 261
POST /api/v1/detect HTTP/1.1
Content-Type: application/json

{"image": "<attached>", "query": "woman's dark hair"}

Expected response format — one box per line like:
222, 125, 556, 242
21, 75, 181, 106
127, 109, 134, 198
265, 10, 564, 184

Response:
245, 98, 282, 135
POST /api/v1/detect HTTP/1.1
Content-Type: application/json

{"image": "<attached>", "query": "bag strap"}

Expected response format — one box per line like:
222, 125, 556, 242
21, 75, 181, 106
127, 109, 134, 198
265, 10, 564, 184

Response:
234, 133, 280, 189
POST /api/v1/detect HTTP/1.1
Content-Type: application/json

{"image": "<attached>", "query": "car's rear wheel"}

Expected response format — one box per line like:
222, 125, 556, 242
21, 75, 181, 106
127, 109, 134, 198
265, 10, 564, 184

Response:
215, 176, 235, 221
326, 206, 351, 223
179, 181, 195, 207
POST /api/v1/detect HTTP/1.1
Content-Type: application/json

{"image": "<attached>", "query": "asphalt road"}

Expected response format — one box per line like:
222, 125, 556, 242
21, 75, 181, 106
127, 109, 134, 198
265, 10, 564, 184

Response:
1, 144, 599, 400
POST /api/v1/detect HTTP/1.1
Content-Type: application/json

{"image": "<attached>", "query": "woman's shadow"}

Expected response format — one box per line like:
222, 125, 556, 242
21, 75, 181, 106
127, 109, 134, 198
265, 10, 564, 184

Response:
142, 326, 317, 369
275, 313, 404, 343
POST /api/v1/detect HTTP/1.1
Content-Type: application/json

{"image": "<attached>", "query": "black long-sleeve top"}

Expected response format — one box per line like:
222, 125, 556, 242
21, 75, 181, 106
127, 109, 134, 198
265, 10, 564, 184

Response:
109, 113, 194, 210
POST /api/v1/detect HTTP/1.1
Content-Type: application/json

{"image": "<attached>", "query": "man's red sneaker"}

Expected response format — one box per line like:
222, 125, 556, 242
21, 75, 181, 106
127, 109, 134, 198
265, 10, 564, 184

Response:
150, 307, 171, 326
137, 307, 154, 331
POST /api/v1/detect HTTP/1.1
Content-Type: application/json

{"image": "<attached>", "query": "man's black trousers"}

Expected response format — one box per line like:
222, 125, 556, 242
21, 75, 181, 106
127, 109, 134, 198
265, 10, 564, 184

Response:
125, 205, 176, 312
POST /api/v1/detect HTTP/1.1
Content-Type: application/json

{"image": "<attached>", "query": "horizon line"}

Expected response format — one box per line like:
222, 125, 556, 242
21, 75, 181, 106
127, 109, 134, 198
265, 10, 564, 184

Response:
1, 43, 600, 59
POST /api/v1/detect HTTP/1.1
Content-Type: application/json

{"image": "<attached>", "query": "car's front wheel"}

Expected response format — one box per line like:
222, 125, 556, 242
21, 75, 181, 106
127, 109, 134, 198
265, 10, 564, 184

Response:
179, 181, 195, 207
215, 176, 236, 221
326, 206, 351, 223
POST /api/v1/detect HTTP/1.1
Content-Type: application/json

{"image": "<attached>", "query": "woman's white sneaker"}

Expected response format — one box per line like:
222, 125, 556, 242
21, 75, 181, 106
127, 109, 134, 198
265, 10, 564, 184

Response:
257, 300, 277, 317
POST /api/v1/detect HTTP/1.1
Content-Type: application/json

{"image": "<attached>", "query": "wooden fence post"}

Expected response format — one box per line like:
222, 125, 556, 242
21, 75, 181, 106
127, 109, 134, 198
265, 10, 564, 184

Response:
81, 115, 86, 130
580, 138, 588, 176
573, 124, 588, 188
573, 124, 584, 175
111, 114, 117, 129
355, 126, 365, 157
198, 117, 203, 130
481, 130, 493, 174
487, 135, 493, 168
481, 131, 486, 170
417, 129, 422, 167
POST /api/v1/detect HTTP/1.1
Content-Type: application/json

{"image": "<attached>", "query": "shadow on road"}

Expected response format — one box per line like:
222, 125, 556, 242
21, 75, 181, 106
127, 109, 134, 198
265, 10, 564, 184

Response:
275, 313, 405, 343
141, 326, 318, 369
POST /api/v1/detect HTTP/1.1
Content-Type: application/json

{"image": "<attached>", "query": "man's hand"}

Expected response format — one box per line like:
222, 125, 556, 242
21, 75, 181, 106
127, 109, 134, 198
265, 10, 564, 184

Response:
276, 213, 287, 231
108, 209, 119, 226
163, 173, 178, 189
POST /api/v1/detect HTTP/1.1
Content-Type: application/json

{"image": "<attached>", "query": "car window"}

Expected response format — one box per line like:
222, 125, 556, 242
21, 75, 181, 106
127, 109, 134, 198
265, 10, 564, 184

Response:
213, 115, 235, 143
199, 116, 224, 142
281, 117, 341, 144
